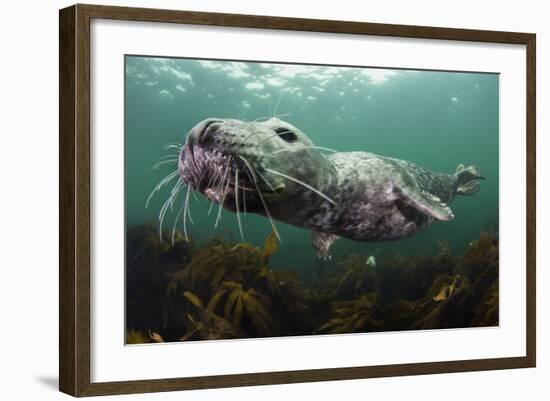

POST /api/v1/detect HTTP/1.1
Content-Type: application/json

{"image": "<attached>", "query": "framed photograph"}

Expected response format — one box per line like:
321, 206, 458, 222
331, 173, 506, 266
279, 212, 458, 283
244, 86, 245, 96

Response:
59, 4, 536, 397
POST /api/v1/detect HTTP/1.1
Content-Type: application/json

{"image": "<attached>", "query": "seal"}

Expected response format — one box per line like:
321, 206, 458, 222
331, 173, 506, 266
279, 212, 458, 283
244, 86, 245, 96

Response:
177, 117, 485, 257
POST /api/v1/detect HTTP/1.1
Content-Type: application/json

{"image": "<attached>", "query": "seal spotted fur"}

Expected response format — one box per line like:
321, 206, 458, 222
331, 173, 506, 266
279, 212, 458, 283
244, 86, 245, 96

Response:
177, 117, 485, 257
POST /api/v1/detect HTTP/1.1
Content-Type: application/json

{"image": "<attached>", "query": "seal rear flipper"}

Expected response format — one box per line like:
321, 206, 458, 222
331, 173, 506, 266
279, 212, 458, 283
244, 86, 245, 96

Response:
455, 164, 485, 196
395, 185, 454, 222
311, 231, 339, 259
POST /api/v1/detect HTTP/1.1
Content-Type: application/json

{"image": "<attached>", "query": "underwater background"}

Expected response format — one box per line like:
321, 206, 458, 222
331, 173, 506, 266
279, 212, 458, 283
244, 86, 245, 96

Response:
125, 56, 499, 344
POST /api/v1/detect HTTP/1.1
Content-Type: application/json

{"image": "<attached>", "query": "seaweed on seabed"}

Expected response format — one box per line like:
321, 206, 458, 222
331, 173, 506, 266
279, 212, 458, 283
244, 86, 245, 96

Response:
459, 232, 498, 288
127, 226, 499, 341
397, 232, 499, 330
206, 281, 280, 337
126, 223, 193, 273
311, 242, 455, 334
375, 240, 455, 304
167, 230, 279, 303
382, 273, 471, 331
125, 224, 192, 342
171, 231, 305, 339
411, 274, 473, 329
459, 232, 499, 326
126, 329, 165, 344
314, 293, 383, 334
179, 291, 246, 341
298, 253, 378, 332
471, 280, 499, 326
314, 232, 499, 333
332, 254, 377, 299
126, 329, 151, 345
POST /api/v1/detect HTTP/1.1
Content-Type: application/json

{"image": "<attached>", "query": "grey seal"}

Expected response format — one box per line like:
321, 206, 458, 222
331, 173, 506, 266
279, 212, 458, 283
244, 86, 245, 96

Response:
177, 117, 485, 257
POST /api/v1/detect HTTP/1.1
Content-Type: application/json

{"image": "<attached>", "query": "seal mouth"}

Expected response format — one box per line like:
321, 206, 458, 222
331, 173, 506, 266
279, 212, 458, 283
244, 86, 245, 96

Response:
179, 132, 281, 202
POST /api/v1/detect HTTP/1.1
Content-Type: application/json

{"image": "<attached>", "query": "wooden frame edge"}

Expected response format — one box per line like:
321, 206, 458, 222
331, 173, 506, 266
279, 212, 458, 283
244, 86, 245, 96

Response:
59, 3, 536, 397
525, 33, 536, 368
59, 4, 77, 396
60, 4, 92, 396
77, 356, 532, 397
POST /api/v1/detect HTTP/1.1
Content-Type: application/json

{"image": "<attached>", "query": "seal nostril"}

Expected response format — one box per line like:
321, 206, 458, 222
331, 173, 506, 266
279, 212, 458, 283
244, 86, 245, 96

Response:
199, 119, 222, 145
203, 119, 220, 133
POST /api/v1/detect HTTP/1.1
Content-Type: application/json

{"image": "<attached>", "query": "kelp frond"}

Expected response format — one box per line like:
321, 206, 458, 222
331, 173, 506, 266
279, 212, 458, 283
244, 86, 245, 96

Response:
181, 291, 246, 340
207, 281, 279, 336
126, 329, 151, 344
315, 293, 382, 334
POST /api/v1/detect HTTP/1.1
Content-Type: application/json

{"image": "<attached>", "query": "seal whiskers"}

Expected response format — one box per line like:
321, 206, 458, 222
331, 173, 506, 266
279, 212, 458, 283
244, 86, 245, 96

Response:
207, 170, 224, 215
242, 130, 260, 145
163, 142, 183, 151
182, 185, 191, 241
242, 184, 247, 217
151, 158, 178, 171
240, 154, 279, 199
146, 170, 179, 209
266, 146, 338, 156
240, 161, 281, 242
234, 169, 245, 240
272, 91, 286, 117
171, 196, 185, 244
254, 168, 277, 193
158, 178, 181, 229
265, 167, 336, 205
158, 178, 183, 241
162, 145, 183, 153
238, 156, 258, 182
157, 154, 180, 161
186, 191, 195, 226
214, 157, 232, 229
214, 176, 231, 229
208, 160, 229, 215
252, 176, 281, 243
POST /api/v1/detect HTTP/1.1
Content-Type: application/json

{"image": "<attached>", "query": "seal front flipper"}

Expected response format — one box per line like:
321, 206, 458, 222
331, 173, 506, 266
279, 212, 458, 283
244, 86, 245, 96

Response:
394, 184, 454, 222
311, 231, 340, 259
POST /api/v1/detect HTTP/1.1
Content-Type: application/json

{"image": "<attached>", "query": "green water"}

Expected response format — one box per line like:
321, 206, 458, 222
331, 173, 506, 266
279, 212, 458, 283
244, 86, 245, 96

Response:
125, 56, 498, 273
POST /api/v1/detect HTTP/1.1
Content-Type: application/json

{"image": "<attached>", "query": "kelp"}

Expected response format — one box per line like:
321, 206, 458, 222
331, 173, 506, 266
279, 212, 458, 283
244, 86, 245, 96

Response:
315, 293, 382, 334
126, 224, 191, 339
333, 254, 376, 299
207, 281, 280, 337
126, 329, 151, 345
126, 329, 164, 344
316, 232, 499, 333
412, 274, 473, 329
375, 245, 455, 303
166, 229, 298, 298
472, 280, 499, 326
180, 291, 246, 340
127, 223, 193, 272
162, 229, 305, 340
126, 225, 499, 343
242, 231, 302, 307
382, 299, 417, 330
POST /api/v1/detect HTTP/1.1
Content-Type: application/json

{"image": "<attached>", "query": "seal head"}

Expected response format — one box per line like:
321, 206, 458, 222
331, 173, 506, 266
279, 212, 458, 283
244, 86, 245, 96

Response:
179, 118, 337, 226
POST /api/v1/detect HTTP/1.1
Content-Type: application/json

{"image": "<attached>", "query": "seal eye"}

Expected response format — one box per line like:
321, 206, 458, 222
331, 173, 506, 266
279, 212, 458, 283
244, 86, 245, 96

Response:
275, 127, 298, 143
